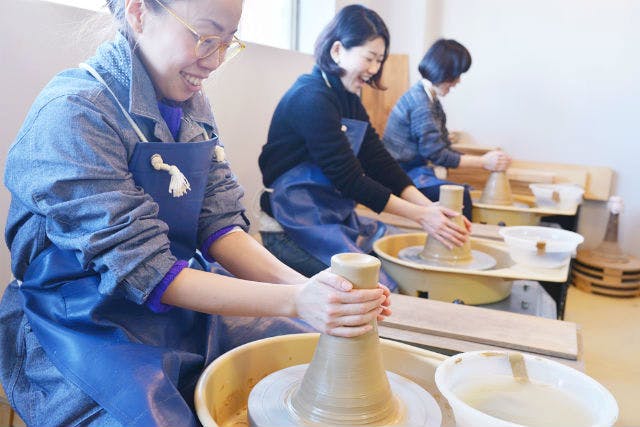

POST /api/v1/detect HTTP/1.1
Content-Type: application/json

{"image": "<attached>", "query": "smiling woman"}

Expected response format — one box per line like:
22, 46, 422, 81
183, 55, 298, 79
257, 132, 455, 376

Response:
0, 1, 392, 426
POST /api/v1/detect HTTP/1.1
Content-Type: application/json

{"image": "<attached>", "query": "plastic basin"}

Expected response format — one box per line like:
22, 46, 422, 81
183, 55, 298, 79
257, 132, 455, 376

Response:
499, 226, 584, 268
529, 183, 584, 211
435, 351, 618, 427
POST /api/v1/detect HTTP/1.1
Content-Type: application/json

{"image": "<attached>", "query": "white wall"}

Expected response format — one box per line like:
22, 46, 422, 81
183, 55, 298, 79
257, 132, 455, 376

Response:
0, 1, 314, 289
202, 46, 314, 226
351, 0, 640, 257
440, 0, 640, 256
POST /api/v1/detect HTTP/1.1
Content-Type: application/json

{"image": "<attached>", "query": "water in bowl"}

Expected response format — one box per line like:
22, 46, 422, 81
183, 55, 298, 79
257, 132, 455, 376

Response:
454, 375, 594, 427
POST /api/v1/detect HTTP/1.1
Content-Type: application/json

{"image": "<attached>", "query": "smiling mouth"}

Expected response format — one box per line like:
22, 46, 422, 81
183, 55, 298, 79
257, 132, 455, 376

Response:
181, 72, 204, 87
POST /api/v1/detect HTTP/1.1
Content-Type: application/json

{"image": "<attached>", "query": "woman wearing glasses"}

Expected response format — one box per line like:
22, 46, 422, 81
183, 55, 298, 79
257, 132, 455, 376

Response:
382, 39, 512, 220
258, 5, 470, 286
0, 1, 390, 426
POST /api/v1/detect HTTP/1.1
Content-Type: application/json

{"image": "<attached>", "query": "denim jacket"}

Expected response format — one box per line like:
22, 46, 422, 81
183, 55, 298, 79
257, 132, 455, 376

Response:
382, 81, 461, 172
4, 32, 248, 304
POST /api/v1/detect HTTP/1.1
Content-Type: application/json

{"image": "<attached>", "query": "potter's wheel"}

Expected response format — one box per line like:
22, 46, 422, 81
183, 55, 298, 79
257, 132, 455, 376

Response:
398, 245, 497, 271
248, 364, 442, 426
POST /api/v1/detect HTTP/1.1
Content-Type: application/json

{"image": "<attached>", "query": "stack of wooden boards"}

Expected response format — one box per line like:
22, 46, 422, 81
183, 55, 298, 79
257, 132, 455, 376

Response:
379, 293, 583, 370
572, 250, 640, 297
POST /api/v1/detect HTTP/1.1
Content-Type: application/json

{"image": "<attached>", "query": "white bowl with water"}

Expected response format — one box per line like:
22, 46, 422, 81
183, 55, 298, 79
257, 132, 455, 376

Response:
529, 183, 584, 211
435, 351, 618, 427
499, 226, 584, 268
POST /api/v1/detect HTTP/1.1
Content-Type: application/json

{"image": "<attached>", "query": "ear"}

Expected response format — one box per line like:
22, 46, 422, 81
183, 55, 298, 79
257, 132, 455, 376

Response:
125, 0, 145, 34
330, 40, 344, 64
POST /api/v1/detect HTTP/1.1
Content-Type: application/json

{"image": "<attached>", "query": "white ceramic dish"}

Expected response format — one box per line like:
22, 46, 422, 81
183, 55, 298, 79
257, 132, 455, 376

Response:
499, 226, 584, 268
435, 350, 618, 427
529, 183, 584, 211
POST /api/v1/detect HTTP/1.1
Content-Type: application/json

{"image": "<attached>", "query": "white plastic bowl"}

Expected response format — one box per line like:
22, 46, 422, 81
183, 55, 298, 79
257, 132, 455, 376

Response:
499, 226, 584, 268
529, 183, 584, 211
435, 351, 618, 427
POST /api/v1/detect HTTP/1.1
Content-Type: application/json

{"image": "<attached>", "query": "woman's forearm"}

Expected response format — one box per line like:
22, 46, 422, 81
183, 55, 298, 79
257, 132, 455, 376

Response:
383, 193, 428, 222
161, 268, 298, 317
208, 231, 307, 285
457, 154, 484, 169
399, 185, 433, 207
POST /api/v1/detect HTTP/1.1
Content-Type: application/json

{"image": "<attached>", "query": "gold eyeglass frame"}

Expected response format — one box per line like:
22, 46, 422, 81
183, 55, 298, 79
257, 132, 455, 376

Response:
150, 0, 246, 62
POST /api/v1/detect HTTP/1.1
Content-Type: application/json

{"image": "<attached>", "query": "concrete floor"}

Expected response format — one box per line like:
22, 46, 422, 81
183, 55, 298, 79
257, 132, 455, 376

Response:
564, 286, 640, 427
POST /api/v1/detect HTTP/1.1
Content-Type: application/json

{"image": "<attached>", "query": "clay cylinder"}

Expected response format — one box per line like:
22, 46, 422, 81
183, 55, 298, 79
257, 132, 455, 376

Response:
420, 185, 472, 265
290, 253, 397, 425
479, 171, 514, 206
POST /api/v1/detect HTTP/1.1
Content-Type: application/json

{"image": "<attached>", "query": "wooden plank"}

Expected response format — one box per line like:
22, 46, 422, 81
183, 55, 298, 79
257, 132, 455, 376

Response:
381, 293, 580, 360
0, 385, 14, 427
447, 161, 612, 201
361, 54, 409, 136
377, 325, 585, 372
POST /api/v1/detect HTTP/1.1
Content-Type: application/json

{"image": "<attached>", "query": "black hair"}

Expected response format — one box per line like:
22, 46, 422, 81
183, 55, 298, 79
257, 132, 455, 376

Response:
104, 0, 166, 42
314, 4, 390, 90
418, 39, 471, 84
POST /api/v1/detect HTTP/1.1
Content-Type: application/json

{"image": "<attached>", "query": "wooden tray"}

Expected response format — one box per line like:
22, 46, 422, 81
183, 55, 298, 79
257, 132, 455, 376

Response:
380, 294, 581, 361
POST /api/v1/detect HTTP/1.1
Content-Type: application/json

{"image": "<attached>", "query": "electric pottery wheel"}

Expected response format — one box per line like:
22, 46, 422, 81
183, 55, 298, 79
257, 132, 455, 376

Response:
247, 253, 441, 426
400, 185, 496, 272
472, 172, 583, 226
195, 253, 451, 427
373, 185, 571, 304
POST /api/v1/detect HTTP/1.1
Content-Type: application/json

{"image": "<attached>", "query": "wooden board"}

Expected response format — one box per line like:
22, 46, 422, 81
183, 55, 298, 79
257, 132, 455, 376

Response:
447, 160, 612, 201
377, 326, 584, 372
361, 54, 409, 136
1, 385, 16, 427
572, 272, 640, 297
380, 293, 580, 360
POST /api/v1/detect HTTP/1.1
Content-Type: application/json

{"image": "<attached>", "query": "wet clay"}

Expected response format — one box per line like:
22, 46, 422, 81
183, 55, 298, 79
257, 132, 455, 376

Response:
247, 253, 441, 426
289, 254, 396, 425
420, 185, 473, 266
416, 185, 496, 271
479, 171, 514, 206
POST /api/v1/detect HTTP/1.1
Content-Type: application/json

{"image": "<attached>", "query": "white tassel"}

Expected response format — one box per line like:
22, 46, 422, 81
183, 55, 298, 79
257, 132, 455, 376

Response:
150, 154, 191, 198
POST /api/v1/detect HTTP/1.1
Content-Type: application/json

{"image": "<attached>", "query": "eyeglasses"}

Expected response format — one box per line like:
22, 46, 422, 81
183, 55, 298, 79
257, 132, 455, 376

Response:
151, 0, 245, 63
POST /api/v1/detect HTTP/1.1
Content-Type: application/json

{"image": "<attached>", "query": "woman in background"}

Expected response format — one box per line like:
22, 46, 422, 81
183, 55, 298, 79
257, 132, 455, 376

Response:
258, 6, 470, 288
0, 1, 390, 425
383, 38, 511, 220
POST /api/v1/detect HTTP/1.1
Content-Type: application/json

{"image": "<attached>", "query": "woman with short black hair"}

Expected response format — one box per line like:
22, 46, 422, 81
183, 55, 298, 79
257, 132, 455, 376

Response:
383, 39, 511, 220
258, 7, 470, 287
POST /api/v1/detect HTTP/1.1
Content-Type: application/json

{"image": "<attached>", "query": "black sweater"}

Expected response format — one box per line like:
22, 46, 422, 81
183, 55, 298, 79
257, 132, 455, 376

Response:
259, 66, 413, 215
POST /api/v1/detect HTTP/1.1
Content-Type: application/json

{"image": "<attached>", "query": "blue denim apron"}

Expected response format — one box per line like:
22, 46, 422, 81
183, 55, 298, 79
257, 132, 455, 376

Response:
5, 66, 310, 426
269, 118, 396, 289
406, 164, 447, 189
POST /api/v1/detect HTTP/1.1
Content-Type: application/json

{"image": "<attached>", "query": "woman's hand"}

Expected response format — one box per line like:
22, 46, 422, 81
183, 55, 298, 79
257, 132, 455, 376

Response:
415, 205, 469, 249
294, 270, 391, 337
482, 150, 512, 171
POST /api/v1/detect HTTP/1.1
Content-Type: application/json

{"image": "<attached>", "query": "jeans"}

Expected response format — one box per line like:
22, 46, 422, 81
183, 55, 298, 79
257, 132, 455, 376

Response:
260, 231, 328, 277
260, 231, 399, 291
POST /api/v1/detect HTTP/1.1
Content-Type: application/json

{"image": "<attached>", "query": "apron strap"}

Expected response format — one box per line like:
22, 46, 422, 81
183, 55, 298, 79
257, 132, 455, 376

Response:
79, 62, 192, 198
79, 63, 148, 142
